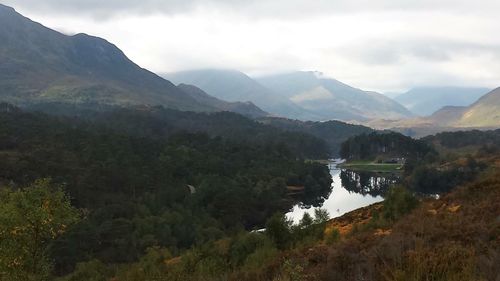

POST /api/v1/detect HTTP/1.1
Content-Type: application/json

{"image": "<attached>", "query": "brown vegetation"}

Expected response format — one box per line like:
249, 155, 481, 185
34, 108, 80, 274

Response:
231, 169, 500, 281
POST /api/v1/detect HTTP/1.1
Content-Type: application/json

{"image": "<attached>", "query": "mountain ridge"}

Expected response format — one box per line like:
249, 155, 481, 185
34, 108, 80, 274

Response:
257, 71, 413, 121
456, 87, 500, 127
394, 86, 491, 116
176, 83, 269, 118
0, 4, 266, 115
165, 69, 323, 120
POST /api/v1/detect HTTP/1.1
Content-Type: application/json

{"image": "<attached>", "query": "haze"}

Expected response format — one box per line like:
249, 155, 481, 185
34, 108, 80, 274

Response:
5, 0, 500, 92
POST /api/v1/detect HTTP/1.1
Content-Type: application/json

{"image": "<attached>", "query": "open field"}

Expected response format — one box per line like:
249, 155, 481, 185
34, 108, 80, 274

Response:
339, 160, 403, 172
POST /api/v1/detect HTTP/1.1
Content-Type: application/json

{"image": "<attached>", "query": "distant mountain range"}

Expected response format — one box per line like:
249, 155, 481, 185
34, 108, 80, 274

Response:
165, 69, 322, 120
431, 87, 500, 127
177, 84, 268, 118
394, 87, 491, 116
257, 71, 413, 121
167, 70, 413, 122
367, 88, 500, 132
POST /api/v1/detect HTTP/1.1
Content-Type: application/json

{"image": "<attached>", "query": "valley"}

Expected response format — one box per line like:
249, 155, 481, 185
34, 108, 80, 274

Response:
0, 2, 499, 281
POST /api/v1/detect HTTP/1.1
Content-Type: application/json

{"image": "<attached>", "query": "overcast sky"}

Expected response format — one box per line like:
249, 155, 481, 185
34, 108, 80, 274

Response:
4, 0, 500, 93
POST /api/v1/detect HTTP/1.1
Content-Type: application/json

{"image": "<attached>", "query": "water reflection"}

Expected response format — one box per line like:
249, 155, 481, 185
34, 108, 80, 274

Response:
340, 170, 400, 197
294, 183, 333, 209
287, 160, 401, 223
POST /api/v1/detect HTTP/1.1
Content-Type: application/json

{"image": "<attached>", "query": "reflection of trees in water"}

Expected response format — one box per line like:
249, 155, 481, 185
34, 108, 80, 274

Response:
340, 169, 400, 197
294, 184, 333, 209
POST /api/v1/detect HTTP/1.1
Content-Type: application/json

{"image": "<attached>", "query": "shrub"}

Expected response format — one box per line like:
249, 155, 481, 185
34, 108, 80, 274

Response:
325, 228, 340, 245
265, 213, 292, 250
382, 186, 418, 222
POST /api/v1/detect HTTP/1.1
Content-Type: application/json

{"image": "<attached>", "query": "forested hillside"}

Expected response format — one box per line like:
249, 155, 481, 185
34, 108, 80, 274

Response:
339, 132, 434, 161
44, 129, 499, 280
0, 103, 333, 278
22, 102, 329, 159
259, 117, 373, 156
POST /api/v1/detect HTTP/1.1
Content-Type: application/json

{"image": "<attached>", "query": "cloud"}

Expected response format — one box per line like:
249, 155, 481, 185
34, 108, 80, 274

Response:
337, 38, 500, 66
3, 0, 500, 92
5, 0, 500, 20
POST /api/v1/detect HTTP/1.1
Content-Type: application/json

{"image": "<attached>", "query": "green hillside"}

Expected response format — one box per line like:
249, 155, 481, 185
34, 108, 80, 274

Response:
0, 4, 209, 111
457, 88, 500, 127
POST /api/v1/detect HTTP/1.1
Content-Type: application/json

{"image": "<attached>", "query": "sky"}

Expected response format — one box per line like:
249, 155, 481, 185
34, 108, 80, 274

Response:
4, 0, 500, 93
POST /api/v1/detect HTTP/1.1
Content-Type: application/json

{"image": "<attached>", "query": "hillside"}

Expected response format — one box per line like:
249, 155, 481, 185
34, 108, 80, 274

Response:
426, 106, 467, 126
177, 83, 269, 118
0, 103, 333, 279
366, 88, 500, 135
457, 87, 500, 127
257, 71, 413, 121
259, 117, 373, 155
0, 4, 253, 113
395, 87, 490, 116
165, 69, 321, 120
421, 88, 500, 128
51, 130, 499, 280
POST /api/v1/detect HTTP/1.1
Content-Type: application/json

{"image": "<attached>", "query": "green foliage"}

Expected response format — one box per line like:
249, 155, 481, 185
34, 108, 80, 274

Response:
0, 179, 80, 280
407, 156, 484, 194
265, 213, 293, 250
423, 129, 500, 150
313, 208, 330, 224
340, 131, 435, 161
381, 186, 418, 222
240, 244, 278, 272
57, 260, 111, 281
0, 104, 333, 276
114, 247, 173, 281
230, 233, 273, 267
298, 213, 313, 228
259, 118, 373, 156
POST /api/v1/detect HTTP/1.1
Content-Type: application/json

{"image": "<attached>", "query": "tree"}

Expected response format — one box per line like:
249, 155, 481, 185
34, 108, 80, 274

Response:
313, 208, 330, 224
265, 213, 292, 250
299, 213, 313, 228
0, 179, 80, 280
382, 186, 418, 221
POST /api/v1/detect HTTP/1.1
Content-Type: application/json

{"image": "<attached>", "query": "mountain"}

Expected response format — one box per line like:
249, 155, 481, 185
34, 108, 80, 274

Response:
426, 106, 467, 126
455, 88, 500, 127
0, 4, 226, 112
256, 71, 413, 121
420, 88, 500, 127
366, 88, 500, 135
165, 69, 322, 120
176, 84, 268, 118
394, 87, 491, 116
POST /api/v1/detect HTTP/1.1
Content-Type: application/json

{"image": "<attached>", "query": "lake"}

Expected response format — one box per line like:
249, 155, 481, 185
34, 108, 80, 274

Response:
286, 159, 401, 224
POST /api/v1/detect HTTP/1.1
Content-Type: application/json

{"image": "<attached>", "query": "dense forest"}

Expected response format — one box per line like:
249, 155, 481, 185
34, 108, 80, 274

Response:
22, 102, 330, 159
339, 130, 488, 194
259, 117, 373, 156
19, 102, 376, 158
423, 129, 500, 151
0, 103, 333, 278
0, 104, 498, 280
339, 131, 435, 161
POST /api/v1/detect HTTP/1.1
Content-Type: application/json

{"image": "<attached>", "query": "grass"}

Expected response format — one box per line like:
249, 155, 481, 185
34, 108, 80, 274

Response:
339, 160, 403, 172
305, 159, 331, 165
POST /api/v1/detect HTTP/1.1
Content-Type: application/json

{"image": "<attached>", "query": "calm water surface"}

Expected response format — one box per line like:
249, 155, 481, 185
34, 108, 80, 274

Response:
286, 159, 400, 223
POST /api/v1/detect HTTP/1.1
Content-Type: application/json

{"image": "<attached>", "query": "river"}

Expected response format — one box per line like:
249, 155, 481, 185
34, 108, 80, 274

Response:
286, 159, 400, 224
